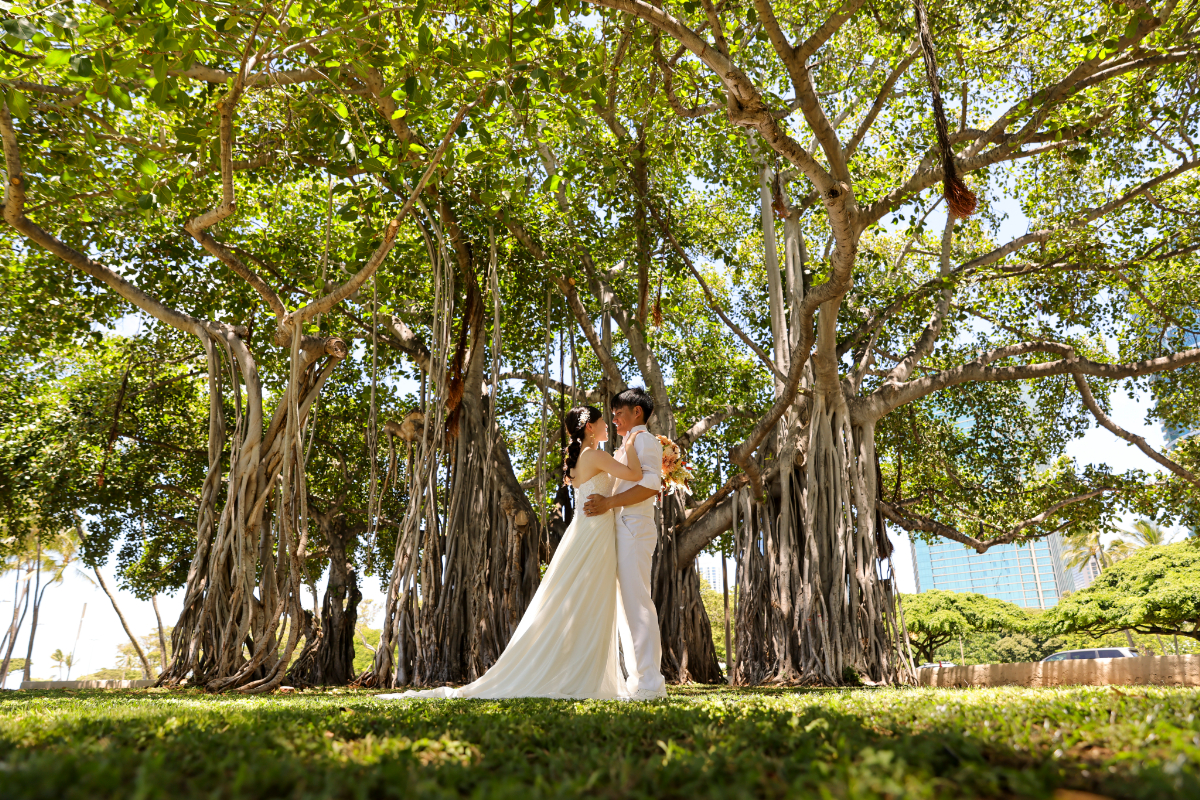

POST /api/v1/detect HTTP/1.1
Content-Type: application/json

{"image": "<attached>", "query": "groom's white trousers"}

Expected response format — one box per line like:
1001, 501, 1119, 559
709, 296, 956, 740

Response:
615, 510, 665, 693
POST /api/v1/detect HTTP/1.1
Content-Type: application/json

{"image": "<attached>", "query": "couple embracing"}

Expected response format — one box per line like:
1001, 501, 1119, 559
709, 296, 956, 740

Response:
379, 388, 667, 701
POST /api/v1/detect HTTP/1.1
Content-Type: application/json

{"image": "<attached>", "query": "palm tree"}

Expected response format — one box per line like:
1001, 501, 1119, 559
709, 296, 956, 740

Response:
21, 526, 79, 683
50, 648, 66, 680
1062, 527, 1108, 574
1063, 525, 1138, 649
1116, 519, 1173, 549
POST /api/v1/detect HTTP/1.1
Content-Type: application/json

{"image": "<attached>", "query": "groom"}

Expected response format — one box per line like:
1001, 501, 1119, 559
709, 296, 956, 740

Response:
583, 387, 666, 700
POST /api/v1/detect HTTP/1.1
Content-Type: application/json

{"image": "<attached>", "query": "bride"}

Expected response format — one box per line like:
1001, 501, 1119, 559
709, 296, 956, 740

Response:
377, 405, 643, 700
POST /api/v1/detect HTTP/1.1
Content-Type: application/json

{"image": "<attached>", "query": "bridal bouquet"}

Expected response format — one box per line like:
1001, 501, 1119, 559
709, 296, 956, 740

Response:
655, 434, 694, 495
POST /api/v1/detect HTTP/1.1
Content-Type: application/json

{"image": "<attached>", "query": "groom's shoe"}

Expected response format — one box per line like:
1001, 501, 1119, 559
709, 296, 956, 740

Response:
621, 687, 667, 702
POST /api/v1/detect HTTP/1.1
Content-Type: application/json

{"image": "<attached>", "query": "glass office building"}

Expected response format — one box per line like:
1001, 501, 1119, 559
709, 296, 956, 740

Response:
1073, 556, 1101, 591
910, 532, 1072, 609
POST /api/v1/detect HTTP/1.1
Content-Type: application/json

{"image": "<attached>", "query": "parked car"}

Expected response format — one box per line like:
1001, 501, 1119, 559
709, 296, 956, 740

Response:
1041, 648, 1139, 662
916, 662, 957, 669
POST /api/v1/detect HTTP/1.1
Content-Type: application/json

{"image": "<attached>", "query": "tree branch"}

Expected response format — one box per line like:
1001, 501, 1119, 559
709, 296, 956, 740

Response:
867, 340, 1200, 420
652, 35, 722, 118
0, 102, 233, 341
288, 100, 477, 327
796, 0, 866, 62
494, 370, 603, 404
501, 214, 627, 391
181, 59, 288, 324
843, 52, 916, 161
647, 202, 785, 381
677, 404, 749, 449
1072, 374, 1200, 489
879, 490, 1111, 554
585, 0, 836, 193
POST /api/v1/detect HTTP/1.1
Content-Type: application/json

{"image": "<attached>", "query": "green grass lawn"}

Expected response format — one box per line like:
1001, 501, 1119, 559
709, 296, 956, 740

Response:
2, 685, 1198, 799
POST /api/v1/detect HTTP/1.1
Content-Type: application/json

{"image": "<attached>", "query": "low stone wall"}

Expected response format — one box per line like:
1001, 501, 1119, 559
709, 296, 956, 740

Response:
19, 680, 157, 690
917, 654, 1200, 688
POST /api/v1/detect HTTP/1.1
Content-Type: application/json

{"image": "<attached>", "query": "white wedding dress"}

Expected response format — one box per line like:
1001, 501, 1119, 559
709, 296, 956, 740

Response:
377, 472, 627, 700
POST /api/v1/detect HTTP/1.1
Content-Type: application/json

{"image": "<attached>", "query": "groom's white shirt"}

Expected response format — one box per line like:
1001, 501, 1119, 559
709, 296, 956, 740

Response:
613, 424, 666, 695
612, 424, 663, 508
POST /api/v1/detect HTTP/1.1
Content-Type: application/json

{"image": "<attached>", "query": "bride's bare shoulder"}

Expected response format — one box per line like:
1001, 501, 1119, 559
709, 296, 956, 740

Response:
571, 448, 607, 487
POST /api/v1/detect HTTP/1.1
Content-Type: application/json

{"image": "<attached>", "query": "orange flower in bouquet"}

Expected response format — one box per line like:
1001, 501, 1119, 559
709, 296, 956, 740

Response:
655, 434, 694, 495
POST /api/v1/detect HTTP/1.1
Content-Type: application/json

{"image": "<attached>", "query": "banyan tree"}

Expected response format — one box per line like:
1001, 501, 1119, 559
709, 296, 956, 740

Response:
573, 0, 1200, 684
3, 0, 1199, 691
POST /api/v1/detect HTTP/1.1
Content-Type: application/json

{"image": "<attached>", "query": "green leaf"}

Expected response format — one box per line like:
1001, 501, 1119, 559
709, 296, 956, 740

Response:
408, 143, 427, 154
107, 85, 133, 110
149, 80, 170, 108
391, 108, 406, 120
1, 18, 38, 41
466, 70, 486, 80
70, 55, 93, 77
335, 102, 349, 119
411, 0, 428, 25
43, 49, 71, 68
6, 90, 31, 119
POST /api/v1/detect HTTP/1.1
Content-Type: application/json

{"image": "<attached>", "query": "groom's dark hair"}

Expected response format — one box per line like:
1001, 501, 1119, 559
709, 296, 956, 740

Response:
612, 387, 654, 424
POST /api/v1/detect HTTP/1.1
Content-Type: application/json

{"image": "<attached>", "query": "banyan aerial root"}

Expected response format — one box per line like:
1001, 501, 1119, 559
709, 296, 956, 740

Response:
914, 0, 978, 218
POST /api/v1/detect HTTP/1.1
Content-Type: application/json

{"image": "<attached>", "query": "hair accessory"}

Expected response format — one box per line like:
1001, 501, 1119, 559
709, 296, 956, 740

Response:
577, 408, 589, 431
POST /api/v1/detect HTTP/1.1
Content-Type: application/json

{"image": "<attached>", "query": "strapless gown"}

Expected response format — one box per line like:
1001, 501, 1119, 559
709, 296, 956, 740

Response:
377, 472, 626, 700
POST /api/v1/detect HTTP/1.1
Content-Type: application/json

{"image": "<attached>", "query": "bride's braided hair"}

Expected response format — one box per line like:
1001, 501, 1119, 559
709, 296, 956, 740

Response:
563, 405, 602, 481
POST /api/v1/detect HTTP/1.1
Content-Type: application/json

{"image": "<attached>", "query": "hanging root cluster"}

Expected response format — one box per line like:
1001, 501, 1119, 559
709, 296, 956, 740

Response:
159, 328, 346, 692
732, 396, 913, 686
368, 201, 542, 689
914, 0, 978, 218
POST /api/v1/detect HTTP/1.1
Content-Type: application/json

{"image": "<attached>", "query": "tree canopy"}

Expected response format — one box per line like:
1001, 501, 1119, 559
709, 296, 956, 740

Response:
900, 590, 1029, 664
1040, 541, 1200, 643
2, 0, 1198, 688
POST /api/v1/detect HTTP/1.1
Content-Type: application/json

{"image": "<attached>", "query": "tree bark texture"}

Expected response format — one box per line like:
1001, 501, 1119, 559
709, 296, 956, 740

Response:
287, 513, 363, 686
91, 561, 153, 679
159, 330, 346, 692
653, 491, 724, 683
732, 403, 911, 685
370, 197, 542, 689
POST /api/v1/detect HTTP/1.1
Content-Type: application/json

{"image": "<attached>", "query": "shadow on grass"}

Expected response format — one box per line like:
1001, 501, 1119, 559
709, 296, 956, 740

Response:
0, 686, 1196, 799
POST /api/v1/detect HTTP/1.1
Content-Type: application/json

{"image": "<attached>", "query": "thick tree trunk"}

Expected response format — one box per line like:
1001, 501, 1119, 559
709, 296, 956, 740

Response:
287, 516, 362, 686
654, 492, 724, 683
732, 401, 911, 685
372, 367, 541, 690
371, 197, 541, 689
160, 331, 346, 692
